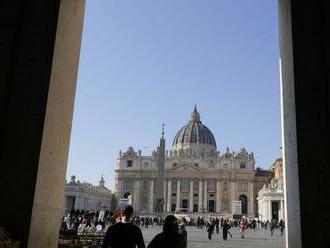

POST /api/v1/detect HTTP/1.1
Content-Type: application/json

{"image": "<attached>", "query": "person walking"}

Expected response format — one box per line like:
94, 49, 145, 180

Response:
102, 205, 145, 248
279, 219, 285, 236
206, 218, 215, 240
222, 219, 231, 240
215, 218, 220, 234
270, 219, 276, 236
147, 215, 185, 248
178, 219, 187, 248
239, 218, 247, 239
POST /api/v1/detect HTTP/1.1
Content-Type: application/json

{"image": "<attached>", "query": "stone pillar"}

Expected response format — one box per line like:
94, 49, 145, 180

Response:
167, 180, 171, 212
189, 180, 194, 212
231, 181, 235, 213
134, 180, 140, 212
268, 200, 272, 221
280, 200, 284, 220
216, 181, 221, 213
248, 182, 254, 216
163, 180, 167, 212
204, 180, 208, 211
198, 180, 203, 211
149, 179, 154, 212
0, 1, 86, 247
176, 180, 181, 211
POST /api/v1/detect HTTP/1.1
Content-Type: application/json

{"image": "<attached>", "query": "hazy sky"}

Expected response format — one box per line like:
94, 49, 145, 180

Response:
66, 0, 281, 190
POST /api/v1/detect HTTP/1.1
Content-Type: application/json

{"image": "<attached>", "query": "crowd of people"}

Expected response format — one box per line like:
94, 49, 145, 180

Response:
59, 206, 285, 247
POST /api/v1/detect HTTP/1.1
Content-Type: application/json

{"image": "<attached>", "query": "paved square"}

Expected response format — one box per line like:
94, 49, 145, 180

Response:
141, 226, 285, 248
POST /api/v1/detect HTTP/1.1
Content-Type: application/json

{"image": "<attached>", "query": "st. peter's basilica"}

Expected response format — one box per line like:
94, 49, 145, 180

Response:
115, 106, 272, 217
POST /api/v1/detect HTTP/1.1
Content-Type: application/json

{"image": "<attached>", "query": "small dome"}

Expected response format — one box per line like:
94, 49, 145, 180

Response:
172, 106, 217, 151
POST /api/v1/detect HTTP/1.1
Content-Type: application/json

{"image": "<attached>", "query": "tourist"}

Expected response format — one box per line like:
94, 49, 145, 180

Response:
279, 219, 285, 236
102, 205, 145, 248
222, 219, 231, 240
239, 218, 247, 239
147, 215, 185, 248
178, 218, 187, 248
270, 219, 276, 236
215, 217, 220, 234
206, 218, 215, 240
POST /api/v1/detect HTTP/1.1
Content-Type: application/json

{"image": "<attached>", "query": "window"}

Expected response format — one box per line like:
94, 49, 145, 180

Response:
207, 181, 216, 192
173, 162, 177, 167
194, 163, 199, 167
181, 180, 189, 192
172, 193, 176, 197
143, 162, 149, 167
223, 163, 228, 169
239, 182, 248, 192
240, 162, 246, 169
223, 182, 228, 191
194, 193, 198, 197
127, 160, 133, 167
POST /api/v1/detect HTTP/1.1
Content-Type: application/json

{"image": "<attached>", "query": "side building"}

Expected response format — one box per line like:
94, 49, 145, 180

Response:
63, 175, 115, 215
257, 158, 284, 221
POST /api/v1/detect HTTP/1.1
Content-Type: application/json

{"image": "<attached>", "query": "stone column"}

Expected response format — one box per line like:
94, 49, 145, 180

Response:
198, 180, 203, 211
204, 180, 208, 211
149, 179, 154, 212
216, 181, 221, 213
176, 180, 181, 211
134, 180, 140, 212
280, 200, 284, 220
163, 180, 167, 212
189, 180, 194, 212
231, 181, 235, 213
248, 182, 254, 216
268, 200, 272, 221
167, 180, 172, 212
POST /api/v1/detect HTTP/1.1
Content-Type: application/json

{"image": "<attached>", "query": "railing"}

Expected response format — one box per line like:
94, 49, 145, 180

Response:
58, 234, 104, 248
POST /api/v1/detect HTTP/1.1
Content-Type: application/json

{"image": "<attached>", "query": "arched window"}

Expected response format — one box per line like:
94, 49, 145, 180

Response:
239, 194, 248, 214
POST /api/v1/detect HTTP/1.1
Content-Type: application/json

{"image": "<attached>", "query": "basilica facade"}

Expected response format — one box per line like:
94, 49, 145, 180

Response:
115, 107, 272, 217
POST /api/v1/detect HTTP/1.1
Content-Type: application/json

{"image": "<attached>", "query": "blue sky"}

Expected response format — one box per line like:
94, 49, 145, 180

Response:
66, 0, 281, 190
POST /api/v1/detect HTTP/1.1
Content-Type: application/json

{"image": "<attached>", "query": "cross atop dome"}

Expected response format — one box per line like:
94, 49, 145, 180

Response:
191, 105, 201, 122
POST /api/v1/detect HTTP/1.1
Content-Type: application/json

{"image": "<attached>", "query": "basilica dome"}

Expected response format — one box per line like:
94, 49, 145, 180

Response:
172, 106, 217, 152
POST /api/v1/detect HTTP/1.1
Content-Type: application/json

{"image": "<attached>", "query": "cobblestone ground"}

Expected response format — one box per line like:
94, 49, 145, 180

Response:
141, 226, 285, 248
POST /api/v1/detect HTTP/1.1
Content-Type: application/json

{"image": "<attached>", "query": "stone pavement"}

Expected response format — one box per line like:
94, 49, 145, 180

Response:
141, 226, 285, 248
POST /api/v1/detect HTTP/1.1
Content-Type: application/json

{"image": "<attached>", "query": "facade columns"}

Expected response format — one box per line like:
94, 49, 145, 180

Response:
167, 180, 172, 212
163, 180, 167, 212
248, 182, 254, 216
204, 180, 207, 211
149, 179, 154, 212
134, 180, 140, 212
176, 180, 181, 211
280, 200, 284, 220
198, 180, 203, 211
231, 181, 235, 213
216, 181, 221, 213
268, 200, 272, 221
189, 180, 194, 212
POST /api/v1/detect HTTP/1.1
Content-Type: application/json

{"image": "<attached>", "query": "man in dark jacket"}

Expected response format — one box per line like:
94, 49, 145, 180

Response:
147, 215, 185, 248
102, 205, 145, 248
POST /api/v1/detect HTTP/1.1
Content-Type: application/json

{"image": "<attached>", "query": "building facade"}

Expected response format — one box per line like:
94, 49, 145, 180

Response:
257, 158, 284, 221
63, 175, 114, 215
115, 107, 272, 217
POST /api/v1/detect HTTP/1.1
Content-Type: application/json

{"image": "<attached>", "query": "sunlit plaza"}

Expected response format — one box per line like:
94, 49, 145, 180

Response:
142, 226, 285, 248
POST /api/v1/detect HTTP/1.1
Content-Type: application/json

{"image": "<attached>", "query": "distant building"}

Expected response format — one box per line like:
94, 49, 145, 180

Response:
115, 107, 272, 217
257, 158, 284, 221
63, 175, 114, 215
